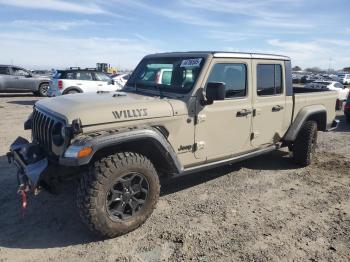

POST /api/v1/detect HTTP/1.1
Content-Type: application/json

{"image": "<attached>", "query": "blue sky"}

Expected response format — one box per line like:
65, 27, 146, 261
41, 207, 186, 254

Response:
0, 0, 349, 70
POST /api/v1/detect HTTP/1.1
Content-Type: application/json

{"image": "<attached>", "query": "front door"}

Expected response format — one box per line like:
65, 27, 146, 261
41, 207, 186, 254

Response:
195, 59, 253, 161
251, 61, 286, 147
8, 67, 34, 91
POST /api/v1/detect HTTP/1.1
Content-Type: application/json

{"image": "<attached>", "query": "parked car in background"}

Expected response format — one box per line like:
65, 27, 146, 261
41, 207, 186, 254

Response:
338, 73, 350, 85
344, 94, 350, 122
112, 73, 131, 88
0, 65, 50, 96
305, 81, 349, 110
48, 68, 121, 97
300, 75, 321, 84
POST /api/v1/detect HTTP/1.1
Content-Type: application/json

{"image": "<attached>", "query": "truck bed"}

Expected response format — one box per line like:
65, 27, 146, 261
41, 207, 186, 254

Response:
292, 87, 338, 128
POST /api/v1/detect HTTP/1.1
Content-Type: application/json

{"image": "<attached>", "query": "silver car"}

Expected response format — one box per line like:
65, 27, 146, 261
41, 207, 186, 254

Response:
0, 65, 50, 96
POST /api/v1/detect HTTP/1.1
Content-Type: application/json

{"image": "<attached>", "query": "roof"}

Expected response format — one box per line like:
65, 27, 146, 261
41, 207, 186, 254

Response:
146, 51, 290, 61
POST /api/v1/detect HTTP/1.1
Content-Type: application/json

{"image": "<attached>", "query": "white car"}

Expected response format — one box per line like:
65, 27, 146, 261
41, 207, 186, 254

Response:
48, 69, 121, 97
306, 81, 349, 109
337, 73, 350, 85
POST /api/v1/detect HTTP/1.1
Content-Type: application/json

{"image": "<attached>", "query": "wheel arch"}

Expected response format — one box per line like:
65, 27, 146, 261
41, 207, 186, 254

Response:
62, 86, 83, 94
37, 81, 49, 90
60, 127, 182, 176
283, 105, 327, 142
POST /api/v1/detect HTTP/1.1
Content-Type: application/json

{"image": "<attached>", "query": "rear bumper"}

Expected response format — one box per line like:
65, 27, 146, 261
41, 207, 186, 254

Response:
327, 119, 339, 132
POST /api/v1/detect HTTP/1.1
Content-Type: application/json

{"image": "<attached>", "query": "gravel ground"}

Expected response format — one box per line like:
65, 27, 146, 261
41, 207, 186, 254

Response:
0, 94, 349, 262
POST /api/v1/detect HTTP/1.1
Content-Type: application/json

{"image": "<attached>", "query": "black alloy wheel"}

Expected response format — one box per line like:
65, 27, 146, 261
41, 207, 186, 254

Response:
106, 172, 149, 220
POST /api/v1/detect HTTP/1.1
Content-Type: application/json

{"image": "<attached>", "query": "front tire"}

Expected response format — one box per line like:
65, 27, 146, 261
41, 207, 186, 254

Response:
292, 121, 317, 167
77, 152, 160, 238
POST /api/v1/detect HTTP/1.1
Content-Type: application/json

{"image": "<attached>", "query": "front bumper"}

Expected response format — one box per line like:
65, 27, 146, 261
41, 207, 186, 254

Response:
8, 137, 48, 191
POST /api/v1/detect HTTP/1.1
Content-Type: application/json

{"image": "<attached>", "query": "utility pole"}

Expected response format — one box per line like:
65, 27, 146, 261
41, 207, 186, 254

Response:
328, 57, 332, 73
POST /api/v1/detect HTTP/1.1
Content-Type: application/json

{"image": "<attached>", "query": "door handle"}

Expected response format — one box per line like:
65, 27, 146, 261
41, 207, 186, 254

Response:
272, 105, 284, 112
236, 109, 252, 117
76, 83, 82, 85
98, 84, 103, 86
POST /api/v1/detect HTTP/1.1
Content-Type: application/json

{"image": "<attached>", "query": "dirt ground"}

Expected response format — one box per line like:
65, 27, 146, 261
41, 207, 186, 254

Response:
0, 94, 349, 262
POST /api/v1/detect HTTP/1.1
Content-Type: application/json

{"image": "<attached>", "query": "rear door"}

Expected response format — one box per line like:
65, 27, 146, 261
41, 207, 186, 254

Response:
194, 58, 253, 160
251, 60, 286, 147
9, 67, 35, 91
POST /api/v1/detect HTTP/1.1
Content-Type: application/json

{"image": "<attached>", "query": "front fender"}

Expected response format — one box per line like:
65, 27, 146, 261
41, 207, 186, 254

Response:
59, 127, 183, 173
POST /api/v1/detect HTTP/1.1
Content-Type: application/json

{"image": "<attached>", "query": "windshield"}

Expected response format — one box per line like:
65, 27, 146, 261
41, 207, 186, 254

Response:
126, 57, 205, 94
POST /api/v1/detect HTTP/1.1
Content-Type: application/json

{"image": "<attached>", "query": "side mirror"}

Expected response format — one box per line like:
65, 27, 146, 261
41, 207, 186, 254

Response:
205, 82, 226, 104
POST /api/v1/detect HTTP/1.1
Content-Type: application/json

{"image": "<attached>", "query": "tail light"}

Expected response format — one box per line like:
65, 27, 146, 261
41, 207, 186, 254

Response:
58, 80, 63, 90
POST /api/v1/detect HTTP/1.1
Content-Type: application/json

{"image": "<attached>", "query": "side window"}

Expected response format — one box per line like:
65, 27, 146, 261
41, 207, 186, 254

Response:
94, 72, 110, 81
0, 67, 9, 75
62, 72, 75, 80
12, 67, 30, 77
257, 64, 283, 96
207, 63, 247, 98
76, 72, 93, 81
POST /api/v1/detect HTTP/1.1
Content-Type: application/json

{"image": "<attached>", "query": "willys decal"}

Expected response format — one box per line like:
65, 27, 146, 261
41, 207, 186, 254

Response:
112, 109, 148, 119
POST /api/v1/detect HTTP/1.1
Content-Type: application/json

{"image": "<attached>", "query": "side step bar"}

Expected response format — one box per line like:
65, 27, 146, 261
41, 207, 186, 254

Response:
182, 145, 276, 175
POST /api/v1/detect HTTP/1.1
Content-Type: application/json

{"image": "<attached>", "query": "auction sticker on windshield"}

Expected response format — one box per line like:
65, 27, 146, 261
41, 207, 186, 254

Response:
180, 58, 202, 68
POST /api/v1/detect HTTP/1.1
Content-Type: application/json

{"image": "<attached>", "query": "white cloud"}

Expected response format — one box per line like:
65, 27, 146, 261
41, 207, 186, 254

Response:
110, 0, 225, 27
3, 20, 110, 31
0, 0, 106, 14
179, 0, 317, 31
265, 39, 350, 70
0, 32, 161, 69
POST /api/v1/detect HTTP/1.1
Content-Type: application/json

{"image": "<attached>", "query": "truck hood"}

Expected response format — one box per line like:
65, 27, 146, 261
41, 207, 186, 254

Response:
36, 92, 184, 126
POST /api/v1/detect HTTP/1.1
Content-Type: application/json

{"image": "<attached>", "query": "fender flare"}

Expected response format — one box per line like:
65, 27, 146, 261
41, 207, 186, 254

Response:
62, 86, 83, 94
59, 127, 183, 173
283, 105, 327, 142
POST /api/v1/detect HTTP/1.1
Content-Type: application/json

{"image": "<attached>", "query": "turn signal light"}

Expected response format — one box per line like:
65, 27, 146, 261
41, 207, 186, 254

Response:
77, 147, 93, 158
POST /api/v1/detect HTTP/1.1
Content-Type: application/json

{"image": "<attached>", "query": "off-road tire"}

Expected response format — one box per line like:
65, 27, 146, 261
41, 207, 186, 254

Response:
76, 152, 160, 238
292, 121, 317, 167
38, 83, 49, 97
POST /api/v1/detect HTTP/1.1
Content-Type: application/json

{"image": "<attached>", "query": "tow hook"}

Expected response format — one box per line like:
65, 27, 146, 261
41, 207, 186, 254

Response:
18, 188, 27, 209
17, 171, 30, 211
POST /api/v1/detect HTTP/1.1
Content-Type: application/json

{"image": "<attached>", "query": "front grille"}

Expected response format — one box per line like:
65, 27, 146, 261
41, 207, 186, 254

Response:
32, 108, 56, 152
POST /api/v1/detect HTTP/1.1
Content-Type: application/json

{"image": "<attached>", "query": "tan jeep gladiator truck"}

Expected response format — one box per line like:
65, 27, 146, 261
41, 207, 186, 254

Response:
8, 51, 339, 238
